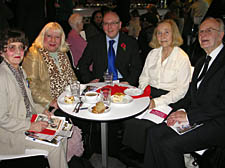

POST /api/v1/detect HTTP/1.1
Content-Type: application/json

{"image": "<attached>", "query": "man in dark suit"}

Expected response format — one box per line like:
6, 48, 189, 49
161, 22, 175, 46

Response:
144, 17, 225, 168
77, 11, 142, 157
78, 11, 142, 86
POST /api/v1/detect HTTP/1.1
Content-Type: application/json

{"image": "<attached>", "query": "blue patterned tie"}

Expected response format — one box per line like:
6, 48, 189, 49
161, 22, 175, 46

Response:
108, 40, 118, 80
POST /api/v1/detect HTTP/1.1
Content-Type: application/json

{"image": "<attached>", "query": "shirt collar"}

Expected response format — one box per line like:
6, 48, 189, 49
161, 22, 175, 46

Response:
106, 33, 119, 43
208, 43, 224, 63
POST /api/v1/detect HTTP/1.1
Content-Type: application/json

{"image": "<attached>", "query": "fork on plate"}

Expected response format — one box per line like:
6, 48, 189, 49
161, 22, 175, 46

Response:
73, 97, 82, 113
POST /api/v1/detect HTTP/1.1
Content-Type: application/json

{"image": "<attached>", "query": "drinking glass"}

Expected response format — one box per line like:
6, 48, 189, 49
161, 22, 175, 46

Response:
103, 72, 113, 85
70, 81, 80, 98
100, 87, 111, 106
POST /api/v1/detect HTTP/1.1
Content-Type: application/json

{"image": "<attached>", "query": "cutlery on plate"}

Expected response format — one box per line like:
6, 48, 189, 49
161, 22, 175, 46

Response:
73, 101, 80, 112
73, 97, 83, 113
79, 107, 88, 110
75, 101, 83, 113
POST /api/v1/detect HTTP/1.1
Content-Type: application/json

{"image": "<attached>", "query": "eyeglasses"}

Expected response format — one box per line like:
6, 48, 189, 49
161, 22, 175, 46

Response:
198, 28, 220, 35
7, 44, 27, 52
95, 16, 102, 19
102, 21, 120, 27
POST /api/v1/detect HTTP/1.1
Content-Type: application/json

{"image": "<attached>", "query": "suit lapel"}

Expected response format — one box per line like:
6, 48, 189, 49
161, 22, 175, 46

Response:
2, 62, 33, 106
198, 46, 225, 90
102, 35, 108, 70
192, 57, 205, 93
3, 63, 22, 95
115, 32, 125, 65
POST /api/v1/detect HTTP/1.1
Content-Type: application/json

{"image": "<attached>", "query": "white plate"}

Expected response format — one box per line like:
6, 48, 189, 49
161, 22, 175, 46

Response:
111, 95, 133, 104
88, 104, 111, 114
124, 88, 143, 96
81, 96, 102, 104
58, 96, 79, 105
116, 83, 130, 87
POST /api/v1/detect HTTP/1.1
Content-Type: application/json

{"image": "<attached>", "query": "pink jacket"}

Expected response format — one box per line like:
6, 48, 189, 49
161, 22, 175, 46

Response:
67, 29, 87, 67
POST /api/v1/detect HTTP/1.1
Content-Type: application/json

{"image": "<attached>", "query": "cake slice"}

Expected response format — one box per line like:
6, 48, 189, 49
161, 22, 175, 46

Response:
112, 92, 125, 103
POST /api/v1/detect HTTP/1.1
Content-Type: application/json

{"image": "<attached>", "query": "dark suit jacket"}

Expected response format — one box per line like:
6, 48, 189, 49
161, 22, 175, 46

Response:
78, 32, 142, 86
182, 46, 225, 128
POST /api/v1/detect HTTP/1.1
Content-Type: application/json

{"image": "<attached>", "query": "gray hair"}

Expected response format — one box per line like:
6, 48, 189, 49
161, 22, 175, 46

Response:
202, 17, 224, 32
68, 13, 83, 30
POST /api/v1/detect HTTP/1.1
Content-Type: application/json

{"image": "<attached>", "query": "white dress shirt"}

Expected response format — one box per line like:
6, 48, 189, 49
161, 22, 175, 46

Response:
139, 46, 192, 107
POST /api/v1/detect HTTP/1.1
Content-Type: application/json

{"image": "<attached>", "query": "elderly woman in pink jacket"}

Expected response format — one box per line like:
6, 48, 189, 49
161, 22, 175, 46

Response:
67, 13, 87, 68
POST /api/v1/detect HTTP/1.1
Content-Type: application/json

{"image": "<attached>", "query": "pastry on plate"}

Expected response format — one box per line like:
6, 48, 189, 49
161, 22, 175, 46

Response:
64, 95, 75, 104
112, 92, 125, 103
92, 101, 106, 114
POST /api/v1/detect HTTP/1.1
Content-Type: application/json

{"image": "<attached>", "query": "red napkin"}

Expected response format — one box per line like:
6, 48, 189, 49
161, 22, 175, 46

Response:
97, 85, 151, 99
132, 85, 151, 99
96, 84, 128, 95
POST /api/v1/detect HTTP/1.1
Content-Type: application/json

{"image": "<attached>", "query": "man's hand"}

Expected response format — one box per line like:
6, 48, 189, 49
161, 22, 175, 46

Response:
54, 2, 60, 8
90, 79, 100, 83
167, 110, 187, 127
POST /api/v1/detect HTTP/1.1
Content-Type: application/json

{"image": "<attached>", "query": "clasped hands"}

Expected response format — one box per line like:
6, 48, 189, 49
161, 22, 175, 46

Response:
167, 110, 188, 126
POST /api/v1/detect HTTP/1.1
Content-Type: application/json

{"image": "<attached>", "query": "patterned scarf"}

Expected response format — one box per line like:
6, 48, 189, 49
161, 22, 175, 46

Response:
40, 48, 76, 99
4, 60, 34, 118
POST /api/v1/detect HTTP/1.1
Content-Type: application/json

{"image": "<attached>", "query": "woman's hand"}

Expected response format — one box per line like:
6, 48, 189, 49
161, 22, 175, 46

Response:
90, 79, 100, 83
43, 110, 53, 119
120, 81, 129, 85
50, 99, 58, 109
149, 99, 156, 109
29, 121, 48, 132
167, 110, 187, 126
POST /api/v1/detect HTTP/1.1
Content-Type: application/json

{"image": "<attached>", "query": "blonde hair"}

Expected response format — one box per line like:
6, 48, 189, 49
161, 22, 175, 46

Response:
68, 13, 83, 30
150, 19, 183, 48
33, 22, 69, 52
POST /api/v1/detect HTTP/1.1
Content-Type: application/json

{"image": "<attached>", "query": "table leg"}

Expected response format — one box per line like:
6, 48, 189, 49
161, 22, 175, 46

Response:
101, 122, 108, 168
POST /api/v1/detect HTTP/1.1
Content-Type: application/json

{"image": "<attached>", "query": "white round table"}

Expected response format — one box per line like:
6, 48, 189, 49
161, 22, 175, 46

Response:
58, 83, 150, 168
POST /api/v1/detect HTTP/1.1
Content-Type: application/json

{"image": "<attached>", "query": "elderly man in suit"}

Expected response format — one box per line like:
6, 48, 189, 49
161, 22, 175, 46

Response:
144, 17, 225, 168
78, 10, 142, 86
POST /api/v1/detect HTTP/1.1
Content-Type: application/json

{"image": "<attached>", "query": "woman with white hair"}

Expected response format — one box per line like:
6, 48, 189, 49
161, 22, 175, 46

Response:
22, 22, 85, 163
22, 22, 77, 112
67, 13, 87, 69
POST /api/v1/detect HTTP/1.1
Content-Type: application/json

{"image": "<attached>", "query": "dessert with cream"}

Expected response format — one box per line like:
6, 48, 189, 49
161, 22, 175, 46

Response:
64, 95, 75, 104
112, 92, 125, 103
